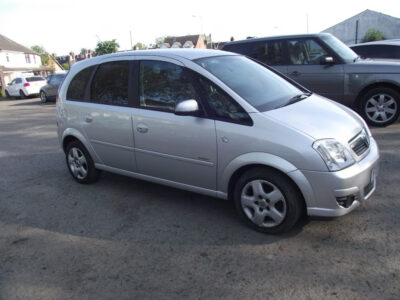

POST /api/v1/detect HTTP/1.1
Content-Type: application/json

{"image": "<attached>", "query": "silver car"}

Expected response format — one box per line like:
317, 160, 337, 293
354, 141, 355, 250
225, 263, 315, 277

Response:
56, 49, 379, 234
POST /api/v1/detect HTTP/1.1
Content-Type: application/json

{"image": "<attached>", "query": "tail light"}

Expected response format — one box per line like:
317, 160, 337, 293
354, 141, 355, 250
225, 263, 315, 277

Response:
24, 82, 30, 87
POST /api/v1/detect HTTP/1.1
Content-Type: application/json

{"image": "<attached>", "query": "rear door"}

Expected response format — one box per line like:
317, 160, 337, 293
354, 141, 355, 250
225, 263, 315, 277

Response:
132, 58, 217, 190
66, 61, 136, 172
286, 38, 344, 102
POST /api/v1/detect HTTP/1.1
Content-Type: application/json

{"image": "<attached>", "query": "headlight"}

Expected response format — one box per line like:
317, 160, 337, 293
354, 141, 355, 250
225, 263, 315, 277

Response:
313, 139, 355, 171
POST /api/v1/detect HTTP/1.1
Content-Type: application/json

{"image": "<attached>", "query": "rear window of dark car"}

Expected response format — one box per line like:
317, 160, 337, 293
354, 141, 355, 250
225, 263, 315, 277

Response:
26, 77, 45, 82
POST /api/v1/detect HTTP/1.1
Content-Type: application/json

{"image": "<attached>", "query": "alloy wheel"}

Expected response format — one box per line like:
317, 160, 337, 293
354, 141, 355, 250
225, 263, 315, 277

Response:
68, 147, 88, 180
365, 93, 397, 124
240, 179, 287, 228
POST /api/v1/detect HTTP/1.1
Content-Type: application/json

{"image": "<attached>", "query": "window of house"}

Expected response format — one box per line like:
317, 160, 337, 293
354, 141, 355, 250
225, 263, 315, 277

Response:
287, 39, 328, 65
6, 53, 9, 62
33, 55, 36, 64
25, 54, 31, 63
139, 60, 198, 112
197, 76, 252, 125
90, 61, 129, 106
66, 66, 95, 101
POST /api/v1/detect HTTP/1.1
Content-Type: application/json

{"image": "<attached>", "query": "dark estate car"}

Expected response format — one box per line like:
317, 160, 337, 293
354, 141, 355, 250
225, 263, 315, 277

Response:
350, 40, 400, 60
222, 33, 400, 127
40, 73, 66, 103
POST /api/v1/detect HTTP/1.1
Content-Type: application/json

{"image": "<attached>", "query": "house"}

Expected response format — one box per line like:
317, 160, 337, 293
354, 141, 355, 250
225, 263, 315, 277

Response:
0, 33, 52, 92
322, 9, 400, 45
163, 35, 208, 49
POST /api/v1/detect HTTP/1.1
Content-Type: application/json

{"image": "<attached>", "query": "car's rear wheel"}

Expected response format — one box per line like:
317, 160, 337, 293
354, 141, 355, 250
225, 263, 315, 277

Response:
19, 90, 26, 99
360, 87, 400, 127
40, 91, 48, 103
65, 140, 100, 184
233, 167, 304, 234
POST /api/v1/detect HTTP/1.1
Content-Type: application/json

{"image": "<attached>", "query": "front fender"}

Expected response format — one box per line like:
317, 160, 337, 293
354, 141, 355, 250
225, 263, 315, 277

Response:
218, 152, 316, 207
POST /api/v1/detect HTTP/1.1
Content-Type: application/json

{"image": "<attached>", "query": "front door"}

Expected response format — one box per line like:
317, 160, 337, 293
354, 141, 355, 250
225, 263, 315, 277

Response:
286, 38, 344, 102
132, 59, 217, 190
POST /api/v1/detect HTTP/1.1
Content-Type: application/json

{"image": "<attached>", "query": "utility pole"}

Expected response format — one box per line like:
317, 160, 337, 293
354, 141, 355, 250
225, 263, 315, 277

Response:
306, 14, 309, 33
130, 31, 133, 50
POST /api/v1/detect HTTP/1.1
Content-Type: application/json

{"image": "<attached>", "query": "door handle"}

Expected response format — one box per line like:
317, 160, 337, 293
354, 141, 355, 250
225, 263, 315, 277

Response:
136, 124, 148, 133
290, 71, 301, 76
85, 115, 93, 123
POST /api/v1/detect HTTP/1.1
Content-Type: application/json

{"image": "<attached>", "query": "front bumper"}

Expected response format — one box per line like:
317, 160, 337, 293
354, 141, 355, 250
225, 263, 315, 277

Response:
300, 137, 379, 217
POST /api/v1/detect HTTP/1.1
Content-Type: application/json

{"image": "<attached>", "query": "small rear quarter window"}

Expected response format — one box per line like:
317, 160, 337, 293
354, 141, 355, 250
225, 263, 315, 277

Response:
66, 66, 95, 101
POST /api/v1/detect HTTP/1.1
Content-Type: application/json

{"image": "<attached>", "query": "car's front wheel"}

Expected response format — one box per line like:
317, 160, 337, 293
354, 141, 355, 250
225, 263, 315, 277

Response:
360, 87, 400, 127
5, 90, 11, 99
40, 91, 48, 103
233, 167, 304, 234
65, 140, 100, 184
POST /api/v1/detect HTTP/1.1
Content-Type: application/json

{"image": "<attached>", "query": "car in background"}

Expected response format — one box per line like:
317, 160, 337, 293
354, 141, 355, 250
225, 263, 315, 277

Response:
5, 76, 47, 99
350, 40, 400, 60
222, 33, 400, 127
40, 73, 67, 103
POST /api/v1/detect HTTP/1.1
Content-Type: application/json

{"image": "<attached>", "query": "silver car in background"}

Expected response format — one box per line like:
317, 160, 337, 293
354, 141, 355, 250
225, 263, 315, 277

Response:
56, 49, 379, 234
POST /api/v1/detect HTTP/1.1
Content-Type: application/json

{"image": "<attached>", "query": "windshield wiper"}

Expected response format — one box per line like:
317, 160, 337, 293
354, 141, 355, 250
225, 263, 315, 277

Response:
282, 93, 312, 107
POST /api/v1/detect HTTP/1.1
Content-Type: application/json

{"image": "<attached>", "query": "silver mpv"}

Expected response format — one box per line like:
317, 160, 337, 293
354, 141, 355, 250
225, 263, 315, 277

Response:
57, 49, 379, 234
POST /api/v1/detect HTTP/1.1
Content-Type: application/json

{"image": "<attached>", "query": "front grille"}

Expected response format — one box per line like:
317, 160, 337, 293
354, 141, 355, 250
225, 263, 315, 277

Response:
349, 131, 370, 156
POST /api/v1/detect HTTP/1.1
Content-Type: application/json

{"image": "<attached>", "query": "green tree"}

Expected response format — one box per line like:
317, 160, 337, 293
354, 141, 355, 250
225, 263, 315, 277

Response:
31, 45, 50, 66
62, 63, 69, 70
94, 39, 119, 55
362, 29, 385, 43
134, 42, 147, 50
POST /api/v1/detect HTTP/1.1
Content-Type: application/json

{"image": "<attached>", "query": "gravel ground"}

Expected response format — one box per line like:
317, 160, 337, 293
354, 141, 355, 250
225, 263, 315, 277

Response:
0, 98, 399, 300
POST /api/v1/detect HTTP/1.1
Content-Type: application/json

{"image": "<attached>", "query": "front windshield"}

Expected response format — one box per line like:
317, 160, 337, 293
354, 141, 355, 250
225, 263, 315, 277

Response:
320, 35, 358, 62
195, 55, 302, 111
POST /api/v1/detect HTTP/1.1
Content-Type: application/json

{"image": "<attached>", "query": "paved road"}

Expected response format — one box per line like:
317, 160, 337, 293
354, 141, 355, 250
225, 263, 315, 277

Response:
0, 98, 399, 299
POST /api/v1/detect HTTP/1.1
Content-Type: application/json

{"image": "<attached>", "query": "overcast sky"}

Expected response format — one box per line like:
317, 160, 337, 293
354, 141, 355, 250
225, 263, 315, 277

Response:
0, 0, 399, 55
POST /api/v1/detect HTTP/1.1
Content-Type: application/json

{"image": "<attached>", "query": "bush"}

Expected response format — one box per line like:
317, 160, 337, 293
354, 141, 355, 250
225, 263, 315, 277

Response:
62, 63, 69, 70
362, 29, 385, 42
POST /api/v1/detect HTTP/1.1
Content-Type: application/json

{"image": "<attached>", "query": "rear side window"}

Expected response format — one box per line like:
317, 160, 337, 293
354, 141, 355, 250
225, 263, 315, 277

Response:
66, 66, 94, 101
90, 61, 129, 106
139, 60, 198, 112
224, 40, 285, 66
26, 77, 45, 82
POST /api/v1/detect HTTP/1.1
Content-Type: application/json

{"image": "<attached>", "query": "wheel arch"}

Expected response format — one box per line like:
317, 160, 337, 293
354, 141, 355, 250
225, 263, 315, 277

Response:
61, 129, 101, 163
221, 153, 313, 208
354, 81, 400, 109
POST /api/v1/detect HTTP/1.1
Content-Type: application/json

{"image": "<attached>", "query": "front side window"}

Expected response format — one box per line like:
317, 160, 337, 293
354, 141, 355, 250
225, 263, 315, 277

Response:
66, 66, 94, 101
198, 76, 251, 125
91, 61, 129, 106
139, 60, 197, 112
287, 39, 328, 65
196, 55, 301, 111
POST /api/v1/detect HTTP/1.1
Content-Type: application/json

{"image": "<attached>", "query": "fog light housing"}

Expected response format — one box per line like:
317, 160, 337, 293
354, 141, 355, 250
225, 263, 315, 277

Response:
336, 195, 355, 208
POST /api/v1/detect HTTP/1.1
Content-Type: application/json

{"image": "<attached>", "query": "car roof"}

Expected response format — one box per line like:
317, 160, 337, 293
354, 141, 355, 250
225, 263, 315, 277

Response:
73, 49, 235, 68
349, 40, 400, 47
223, 33, 333, 47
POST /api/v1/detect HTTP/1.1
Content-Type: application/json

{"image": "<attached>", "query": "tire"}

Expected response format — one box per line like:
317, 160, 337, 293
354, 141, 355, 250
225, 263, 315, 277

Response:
65, 140, 100, 184
19, 90, 26, 99
40, 91, 48, 103
233, 167, 304, 234
359, 87, 400, 127
5, 90, 10, 98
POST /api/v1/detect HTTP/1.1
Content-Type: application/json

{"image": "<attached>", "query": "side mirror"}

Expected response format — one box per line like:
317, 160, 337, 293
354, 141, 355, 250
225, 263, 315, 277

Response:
175, 99, 199, 116
321, 56, 334, 65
